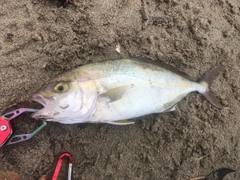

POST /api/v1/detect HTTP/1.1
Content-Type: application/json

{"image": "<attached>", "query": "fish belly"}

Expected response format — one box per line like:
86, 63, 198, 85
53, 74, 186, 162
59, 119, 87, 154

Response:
88, 84, 197, 123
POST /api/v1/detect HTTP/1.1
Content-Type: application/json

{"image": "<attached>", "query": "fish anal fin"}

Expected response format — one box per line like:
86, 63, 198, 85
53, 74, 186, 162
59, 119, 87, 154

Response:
100, 86, 130, 102
163, 104, 177, 112
107, 120, 135, 125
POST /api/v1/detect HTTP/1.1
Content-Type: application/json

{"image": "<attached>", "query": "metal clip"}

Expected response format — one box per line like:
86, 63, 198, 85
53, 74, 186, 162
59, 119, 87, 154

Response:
52, 152, 72, 180
0, 108, 46, 147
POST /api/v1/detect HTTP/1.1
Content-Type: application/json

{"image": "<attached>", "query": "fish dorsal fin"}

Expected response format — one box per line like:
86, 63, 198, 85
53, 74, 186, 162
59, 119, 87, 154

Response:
107, 120, 135, 125
129, 57, 191, 80
100, 86, 130, 102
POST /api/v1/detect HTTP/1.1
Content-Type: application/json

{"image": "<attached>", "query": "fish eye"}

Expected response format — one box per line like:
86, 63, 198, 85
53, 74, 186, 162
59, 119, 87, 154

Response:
54, 82, 69, 93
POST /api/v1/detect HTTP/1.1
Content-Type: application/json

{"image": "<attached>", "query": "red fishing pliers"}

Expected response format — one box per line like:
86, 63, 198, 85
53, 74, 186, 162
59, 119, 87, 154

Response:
0, 108, 46, 147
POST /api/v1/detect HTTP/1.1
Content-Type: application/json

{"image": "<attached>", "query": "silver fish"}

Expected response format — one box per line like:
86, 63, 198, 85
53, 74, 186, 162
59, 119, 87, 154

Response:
31, 57, 225, 124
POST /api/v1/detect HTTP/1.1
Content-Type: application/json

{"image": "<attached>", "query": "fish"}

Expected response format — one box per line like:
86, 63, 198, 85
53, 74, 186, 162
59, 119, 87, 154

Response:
31, 57, 226, 124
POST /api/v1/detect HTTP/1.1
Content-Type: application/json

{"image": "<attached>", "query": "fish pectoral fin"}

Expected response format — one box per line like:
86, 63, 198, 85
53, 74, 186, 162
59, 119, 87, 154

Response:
107, 120, 135, 125
100, 86, 130, 102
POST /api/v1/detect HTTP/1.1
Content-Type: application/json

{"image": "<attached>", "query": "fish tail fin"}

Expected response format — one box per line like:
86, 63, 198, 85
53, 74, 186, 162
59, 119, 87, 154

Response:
198, 66, 227, 109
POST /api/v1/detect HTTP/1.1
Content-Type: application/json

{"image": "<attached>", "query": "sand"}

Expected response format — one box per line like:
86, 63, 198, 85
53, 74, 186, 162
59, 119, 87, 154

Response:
0, 0, 239, 179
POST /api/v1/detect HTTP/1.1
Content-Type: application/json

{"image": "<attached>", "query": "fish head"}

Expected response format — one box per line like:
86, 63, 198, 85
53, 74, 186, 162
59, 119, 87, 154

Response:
31, 79, 98, 123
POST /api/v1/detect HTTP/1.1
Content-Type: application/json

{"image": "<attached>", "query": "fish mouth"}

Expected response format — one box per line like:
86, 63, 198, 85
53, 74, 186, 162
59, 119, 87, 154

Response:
31, 94, 58, 119
31, 94, 47, 108
31, 94, 47, 119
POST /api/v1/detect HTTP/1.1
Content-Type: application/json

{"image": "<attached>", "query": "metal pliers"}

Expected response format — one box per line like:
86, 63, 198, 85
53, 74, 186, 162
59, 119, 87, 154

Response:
0, 108, 46, 147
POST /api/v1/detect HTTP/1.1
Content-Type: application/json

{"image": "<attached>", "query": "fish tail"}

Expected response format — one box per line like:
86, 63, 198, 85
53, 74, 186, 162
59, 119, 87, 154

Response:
198, 66, 226, 109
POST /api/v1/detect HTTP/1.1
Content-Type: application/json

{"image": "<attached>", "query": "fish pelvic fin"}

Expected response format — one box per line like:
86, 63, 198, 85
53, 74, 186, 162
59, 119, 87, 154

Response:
107, 120, 135, 125
198, 66, 227, 109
